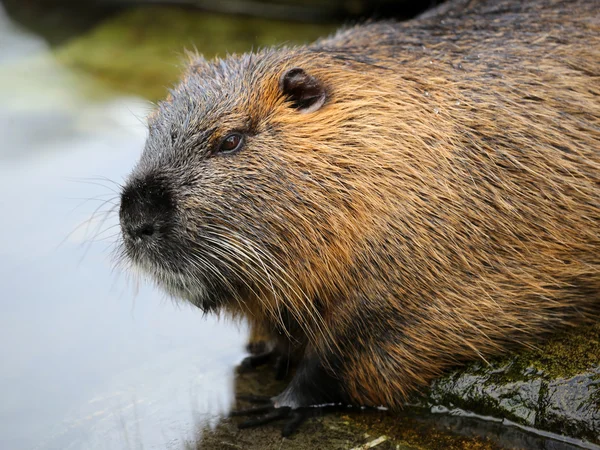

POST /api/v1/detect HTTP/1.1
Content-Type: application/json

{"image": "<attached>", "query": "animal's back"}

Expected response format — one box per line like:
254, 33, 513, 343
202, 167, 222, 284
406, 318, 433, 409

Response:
300, 0, 600, 406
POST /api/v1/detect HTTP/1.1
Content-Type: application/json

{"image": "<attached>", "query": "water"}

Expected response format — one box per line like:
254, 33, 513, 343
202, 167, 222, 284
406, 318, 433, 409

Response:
0, 6, 247, 450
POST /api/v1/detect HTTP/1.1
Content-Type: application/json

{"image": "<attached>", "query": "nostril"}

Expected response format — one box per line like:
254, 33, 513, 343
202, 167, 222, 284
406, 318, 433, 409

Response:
139, 223, 156, 237
120, 173, 175, 242
125, 222, 158, 240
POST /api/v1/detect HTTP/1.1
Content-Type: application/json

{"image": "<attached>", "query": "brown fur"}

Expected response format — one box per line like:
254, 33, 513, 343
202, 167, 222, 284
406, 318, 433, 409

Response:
121, 0, 600, 410
235, 0, 600, 407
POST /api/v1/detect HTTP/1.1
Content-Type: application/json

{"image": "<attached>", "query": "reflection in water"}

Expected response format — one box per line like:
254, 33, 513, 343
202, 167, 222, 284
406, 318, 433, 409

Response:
0, 5, 247, 450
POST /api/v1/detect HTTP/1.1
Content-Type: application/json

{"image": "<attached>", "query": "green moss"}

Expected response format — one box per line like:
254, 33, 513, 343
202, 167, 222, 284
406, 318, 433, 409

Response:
444, 323, 600, 386
426, 324, 600, 441
502, 324, 600, 380
54, 7, 337, 101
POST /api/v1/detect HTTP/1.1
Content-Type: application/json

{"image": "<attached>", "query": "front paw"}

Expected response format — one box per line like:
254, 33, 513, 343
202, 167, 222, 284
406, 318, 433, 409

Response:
232, 346, 350, 436
237, 352, 292, 380
231, 395, 310, 437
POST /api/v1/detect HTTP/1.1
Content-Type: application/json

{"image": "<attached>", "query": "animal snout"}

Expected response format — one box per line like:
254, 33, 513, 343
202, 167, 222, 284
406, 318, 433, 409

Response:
119, 174, 175, 242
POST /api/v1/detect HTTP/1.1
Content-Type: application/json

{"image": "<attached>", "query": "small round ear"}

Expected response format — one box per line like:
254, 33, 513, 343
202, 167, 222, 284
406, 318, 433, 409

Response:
279, 67, 327, 113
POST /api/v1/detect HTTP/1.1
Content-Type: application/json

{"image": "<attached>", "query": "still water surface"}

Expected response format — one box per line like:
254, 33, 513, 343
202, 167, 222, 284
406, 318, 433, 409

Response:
0, 6, 247, 449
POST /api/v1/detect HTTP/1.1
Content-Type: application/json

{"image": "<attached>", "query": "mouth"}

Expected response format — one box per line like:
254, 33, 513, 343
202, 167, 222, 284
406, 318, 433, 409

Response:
117, 173, 232, 310
130, 251, 221, 311
117, 172, 260, 312
150, 264, 215, 310
119, 228, 245, 312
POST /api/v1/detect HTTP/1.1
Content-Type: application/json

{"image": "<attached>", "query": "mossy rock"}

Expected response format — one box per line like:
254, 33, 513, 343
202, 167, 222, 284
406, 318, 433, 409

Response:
187, 359, 591, 449
427, 324, 600, 445
54, 7, 337, 101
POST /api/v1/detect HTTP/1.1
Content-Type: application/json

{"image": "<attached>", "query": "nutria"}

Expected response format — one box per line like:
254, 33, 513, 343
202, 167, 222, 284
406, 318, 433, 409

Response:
117, 0, 600, 436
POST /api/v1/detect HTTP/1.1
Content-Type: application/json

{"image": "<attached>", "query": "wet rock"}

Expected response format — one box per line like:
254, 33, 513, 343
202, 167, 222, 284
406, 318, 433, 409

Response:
427, 325, 600, 445
541, 372, 600, 443
187, 360, 597, 450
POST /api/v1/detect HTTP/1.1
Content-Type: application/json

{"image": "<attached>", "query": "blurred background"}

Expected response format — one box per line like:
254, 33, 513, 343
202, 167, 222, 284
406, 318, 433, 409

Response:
0, 1, 434, 450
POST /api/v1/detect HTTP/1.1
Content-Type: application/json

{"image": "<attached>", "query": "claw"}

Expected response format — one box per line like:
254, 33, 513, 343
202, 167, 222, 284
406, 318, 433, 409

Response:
231, 397, 310, 436
232, 394, 344, 436
237, 406, 292, 429
234, 406, 311, 436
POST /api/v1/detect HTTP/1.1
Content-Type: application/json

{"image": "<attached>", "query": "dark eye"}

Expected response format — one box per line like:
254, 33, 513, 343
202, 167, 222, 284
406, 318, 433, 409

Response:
218, 133, 244, 154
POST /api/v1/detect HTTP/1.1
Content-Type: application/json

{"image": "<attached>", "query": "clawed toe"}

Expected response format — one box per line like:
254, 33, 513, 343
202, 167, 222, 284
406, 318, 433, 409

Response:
232, 390, 347, 436
231, 396, 311, 436
237, 406, 292, 429
234, 405, 308, 436
236, 394, 272, 404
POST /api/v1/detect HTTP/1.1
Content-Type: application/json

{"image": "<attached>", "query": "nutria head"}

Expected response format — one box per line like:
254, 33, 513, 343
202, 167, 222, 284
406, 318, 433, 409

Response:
118, 50, 371, 319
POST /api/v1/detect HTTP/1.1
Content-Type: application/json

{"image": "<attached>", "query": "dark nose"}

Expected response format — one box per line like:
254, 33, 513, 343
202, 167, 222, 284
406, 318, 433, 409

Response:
119, 174, 174, 241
